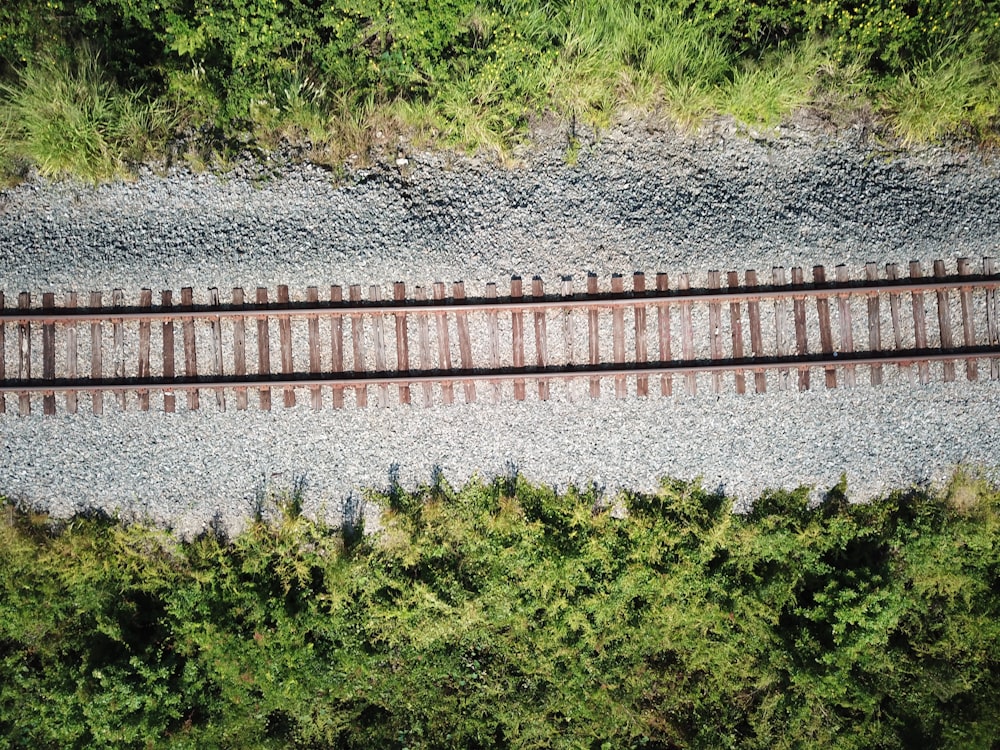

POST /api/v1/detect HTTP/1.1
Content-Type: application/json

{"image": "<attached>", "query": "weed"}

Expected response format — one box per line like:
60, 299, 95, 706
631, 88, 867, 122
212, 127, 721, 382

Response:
564, 133, 582, 165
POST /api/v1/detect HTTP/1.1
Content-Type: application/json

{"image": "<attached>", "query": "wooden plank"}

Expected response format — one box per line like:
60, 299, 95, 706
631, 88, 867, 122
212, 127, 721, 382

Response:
885, 263, 912, 383
161, 291, 175, 413
371, 285, 389, 408
679, 273, 696, 396
394, 282, 411, 405
232, 288, 248, 410
956, 258, 977, 381
656, 273, 672, 396
791, 267, 809, 391
64, 292, 78, 414
586, 274, 599, 399
137, 288, 152, 412
835, 265, 856, 387
813, 266, 836, 388
256, 287, 272, 411
512, 277, 526, 401
0, 292, 4, 415
330, 286, 345, 409
41, 292, 56, 415
561, 277, 575, 369
611, 275, 626, 398
277, 284, 295, 407
986, 257, 999, 380
307, 286, 323, 410
707, 271, 723, 394
745, 271, 765, 394
771, 267, 790, 390
18, 292, 30, 416
433, 282, 454, 405
532, 278, 549, 400
112, 289, 126, 409
455, 281, 477, 402
416, 286, 433, 407
909, 261, 930, 385
350, 285, 368, 408
727, 271, 745, 395
90, 291, 103, 415
634, 273, 648, 397
208, 287, 225, 411
865, 263, 883, 386
933, 260, 955, 382
486, 283, 501, 402
181, 287, 199, 410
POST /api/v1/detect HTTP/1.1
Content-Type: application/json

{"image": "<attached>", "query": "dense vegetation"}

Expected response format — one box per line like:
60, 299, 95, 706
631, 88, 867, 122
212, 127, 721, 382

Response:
1, 471, 999, 748
0, 0, 999, 180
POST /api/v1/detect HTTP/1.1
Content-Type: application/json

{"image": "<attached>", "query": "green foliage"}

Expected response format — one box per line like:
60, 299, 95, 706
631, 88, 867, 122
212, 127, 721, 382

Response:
1, 0, 999, 181
1, 471, 999, 747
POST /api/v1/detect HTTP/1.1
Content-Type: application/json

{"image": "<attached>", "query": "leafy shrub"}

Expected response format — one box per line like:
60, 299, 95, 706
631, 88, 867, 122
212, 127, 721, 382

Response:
810, 0, 1000, 73
1, 472, 999, 747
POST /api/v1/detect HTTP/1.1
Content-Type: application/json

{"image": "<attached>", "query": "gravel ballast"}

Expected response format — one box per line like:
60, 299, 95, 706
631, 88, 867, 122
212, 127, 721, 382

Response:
1, 121, 998, 531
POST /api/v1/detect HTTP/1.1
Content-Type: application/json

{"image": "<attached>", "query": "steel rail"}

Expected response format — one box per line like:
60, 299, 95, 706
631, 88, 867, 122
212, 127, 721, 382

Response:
3, 346, 997, 393
3, 275, 1000, 323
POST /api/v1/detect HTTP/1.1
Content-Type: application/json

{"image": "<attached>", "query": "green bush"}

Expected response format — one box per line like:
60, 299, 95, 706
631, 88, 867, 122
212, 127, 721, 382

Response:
1, 471, 998, 747
812, 0, 1000, 73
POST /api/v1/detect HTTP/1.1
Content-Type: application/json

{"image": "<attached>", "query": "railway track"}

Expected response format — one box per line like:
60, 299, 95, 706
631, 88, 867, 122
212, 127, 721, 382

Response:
1, 257, 998, 416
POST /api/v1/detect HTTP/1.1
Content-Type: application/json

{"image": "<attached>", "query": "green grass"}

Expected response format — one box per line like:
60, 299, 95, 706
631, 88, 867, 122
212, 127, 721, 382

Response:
883, 50, 1000, 144
718, 42, 824, 128
1, 470, 999, 747
1, 0, 999, 181
0, 46, 175, 182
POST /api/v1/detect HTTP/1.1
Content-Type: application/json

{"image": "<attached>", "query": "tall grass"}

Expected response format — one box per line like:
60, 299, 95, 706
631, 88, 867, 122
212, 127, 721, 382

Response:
0, 46, 175, 181
719, 42, 824, 128
2, 1, 999, 182
249, 68, 331, 149
645, 23, 732, 128
539, 2, 823, 133
884, 50, 1000, 144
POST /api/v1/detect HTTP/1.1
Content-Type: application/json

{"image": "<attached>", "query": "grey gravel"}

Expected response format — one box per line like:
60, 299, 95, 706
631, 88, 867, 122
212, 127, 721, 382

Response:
1, 119, 999, 532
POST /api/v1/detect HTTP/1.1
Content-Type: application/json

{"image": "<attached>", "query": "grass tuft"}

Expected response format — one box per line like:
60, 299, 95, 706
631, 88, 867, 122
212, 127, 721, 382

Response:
719, 42, 822, 128
0, 46, 175, 181
647, 23, 731, 129
945, 466, 1000, 518
884, 50, 1000, 144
